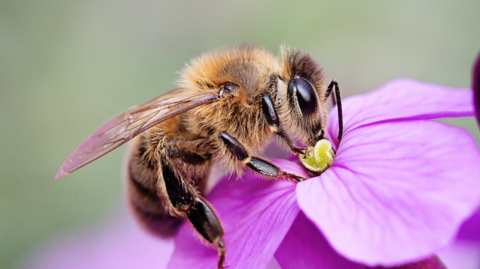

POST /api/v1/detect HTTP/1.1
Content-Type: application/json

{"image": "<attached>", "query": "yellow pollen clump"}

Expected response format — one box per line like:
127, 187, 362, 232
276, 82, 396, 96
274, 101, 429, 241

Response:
299, 139, 335, 173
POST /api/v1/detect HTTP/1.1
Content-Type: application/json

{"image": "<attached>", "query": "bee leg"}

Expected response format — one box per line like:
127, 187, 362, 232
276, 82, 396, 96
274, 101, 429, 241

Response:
325, 79, 344, 141
275, 129, 306, 155
261, 93, 306, 155
219, 132, 306, 182
161, 154, 226, 268
187, 197, 226, 269
161, 157, 196, 212
125, 161, 182, 237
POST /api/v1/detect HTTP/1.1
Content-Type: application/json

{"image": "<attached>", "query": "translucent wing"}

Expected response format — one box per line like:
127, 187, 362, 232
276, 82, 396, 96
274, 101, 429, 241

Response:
55, 88, 219, 179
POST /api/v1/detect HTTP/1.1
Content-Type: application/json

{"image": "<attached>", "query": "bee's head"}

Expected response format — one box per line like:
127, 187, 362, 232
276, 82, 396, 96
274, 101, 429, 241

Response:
276, 46, 329, 146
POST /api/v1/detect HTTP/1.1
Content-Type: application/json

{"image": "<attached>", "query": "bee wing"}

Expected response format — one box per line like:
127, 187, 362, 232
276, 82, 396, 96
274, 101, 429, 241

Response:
55, 88, 218, 179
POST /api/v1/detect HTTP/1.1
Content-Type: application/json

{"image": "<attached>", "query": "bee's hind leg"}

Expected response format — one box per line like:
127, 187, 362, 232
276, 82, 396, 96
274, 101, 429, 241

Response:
161, 153, 226, 268
187, 197, 226, 269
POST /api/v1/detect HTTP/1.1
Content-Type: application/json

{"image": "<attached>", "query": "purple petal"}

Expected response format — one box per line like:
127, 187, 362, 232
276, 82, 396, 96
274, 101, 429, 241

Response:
369, 256, 446, 269
275, 212, 364, 269
456, 208, 480, 242
297, 120, 480, 265
438, 240, 480, 269
328, 79, 474, 145
169, 160, 305, 269
265, 258, 282, 269
22, 212, 175, 269
473, 52, 480, 126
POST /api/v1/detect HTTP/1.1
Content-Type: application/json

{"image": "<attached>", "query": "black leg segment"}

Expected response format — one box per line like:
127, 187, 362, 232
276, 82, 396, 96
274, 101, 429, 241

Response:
247, 157, 280, 177
161, 160, 194, 211
187, 197, 226, 269
325, 79, 344, 141
162, 156, 226, 268
218, 132, 249, 163
187, 197, 225, 244
218, 132, 306, 182
261, 93, 280, 129
261, 93, 305, 155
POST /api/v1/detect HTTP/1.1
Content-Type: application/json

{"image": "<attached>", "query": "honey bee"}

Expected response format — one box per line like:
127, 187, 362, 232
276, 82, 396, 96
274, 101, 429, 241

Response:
56, 44, 343, 268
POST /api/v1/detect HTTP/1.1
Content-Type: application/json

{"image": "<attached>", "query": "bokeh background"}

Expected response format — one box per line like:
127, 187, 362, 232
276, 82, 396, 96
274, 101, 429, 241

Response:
1, 1, 480, 268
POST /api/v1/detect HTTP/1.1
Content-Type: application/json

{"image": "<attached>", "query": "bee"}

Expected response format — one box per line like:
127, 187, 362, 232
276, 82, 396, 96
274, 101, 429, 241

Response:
56, 44, 343, 268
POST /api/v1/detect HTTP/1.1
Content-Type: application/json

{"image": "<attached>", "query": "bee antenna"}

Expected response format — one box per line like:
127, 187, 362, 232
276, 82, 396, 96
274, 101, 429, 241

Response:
326, 79, 343, 141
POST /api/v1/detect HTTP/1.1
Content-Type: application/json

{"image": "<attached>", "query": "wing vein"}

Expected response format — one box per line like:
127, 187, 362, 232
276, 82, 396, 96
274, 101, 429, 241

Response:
55, 89, 219, 179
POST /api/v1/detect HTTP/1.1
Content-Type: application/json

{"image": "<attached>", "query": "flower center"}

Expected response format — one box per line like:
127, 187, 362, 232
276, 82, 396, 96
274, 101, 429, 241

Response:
299, 139, 335, 173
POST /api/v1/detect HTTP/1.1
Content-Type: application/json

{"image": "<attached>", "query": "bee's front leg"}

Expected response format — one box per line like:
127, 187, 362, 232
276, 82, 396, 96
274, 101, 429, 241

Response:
218, 132, 306, 182
261, 93, 306, 155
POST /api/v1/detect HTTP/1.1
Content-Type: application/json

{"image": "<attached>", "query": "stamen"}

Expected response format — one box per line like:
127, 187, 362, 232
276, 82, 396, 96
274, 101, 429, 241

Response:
299, 139, 335, 173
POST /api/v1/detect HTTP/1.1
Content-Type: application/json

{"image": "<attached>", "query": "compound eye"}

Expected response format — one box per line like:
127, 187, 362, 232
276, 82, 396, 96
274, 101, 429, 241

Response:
288, 77, 318, 116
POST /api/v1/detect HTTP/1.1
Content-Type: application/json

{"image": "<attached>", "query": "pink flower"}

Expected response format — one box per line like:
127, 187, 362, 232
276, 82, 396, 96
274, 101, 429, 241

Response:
439, 208, 480, 269
22, 212, 176, 269
434, 51, 480, 269
169, 79, 480, 268
25, 78, 479, 269
435, 50, 480, 269
21, 210, 283, 269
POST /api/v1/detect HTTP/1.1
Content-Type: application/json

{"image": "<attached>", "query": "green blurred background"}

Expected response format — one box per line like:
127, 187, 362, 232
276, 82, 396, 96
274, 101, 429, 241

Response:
1, 1, 480, 268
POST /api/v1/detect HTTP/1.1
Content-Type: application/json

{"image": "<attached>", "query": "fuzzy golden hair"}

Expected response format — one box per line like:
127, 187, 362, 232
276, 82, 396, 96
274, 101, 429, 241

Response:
124, 43, 330, 236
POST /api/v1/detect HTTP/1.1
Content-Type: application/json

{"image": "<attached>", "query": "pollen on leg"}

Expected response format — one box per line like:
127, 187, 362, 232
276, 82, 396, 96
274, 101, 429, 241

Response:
299, 139, 335, 173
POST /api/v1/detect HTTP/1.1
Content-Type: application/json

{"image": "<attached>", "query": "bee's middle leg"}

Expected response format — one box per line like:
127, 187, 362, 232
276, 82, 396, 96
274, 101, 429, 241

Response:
161, 151, 226, 268
218, 132, 306, 182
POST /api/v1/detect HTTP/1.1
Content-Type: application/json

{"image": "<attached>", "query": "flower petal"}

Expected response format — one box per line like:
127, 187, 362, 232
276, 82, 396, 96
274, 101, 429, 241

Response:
456, 209, 480, 242
328, 79, 474, 145
275, 212, 364, 269
370, 256, 447, 269
438, 240, 480, 269
168, 160, 304, 269
297, 120, 480, 265
473, 52, 480, 126
22, 212, 175, 269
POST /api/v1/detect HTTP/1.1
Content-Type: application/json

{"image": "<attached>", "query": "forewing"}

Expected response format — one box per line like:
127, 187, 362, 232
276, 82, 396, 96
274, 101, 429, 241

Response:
55, 88, 218, 179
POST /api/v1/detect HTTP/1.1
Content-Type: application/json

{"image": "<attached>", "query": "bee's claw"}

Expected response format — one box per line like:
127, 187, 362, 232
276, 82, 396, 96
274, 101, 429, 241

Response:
280, 171, 306, 182
293, 147, 307, 156
217, 238, 226, 269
